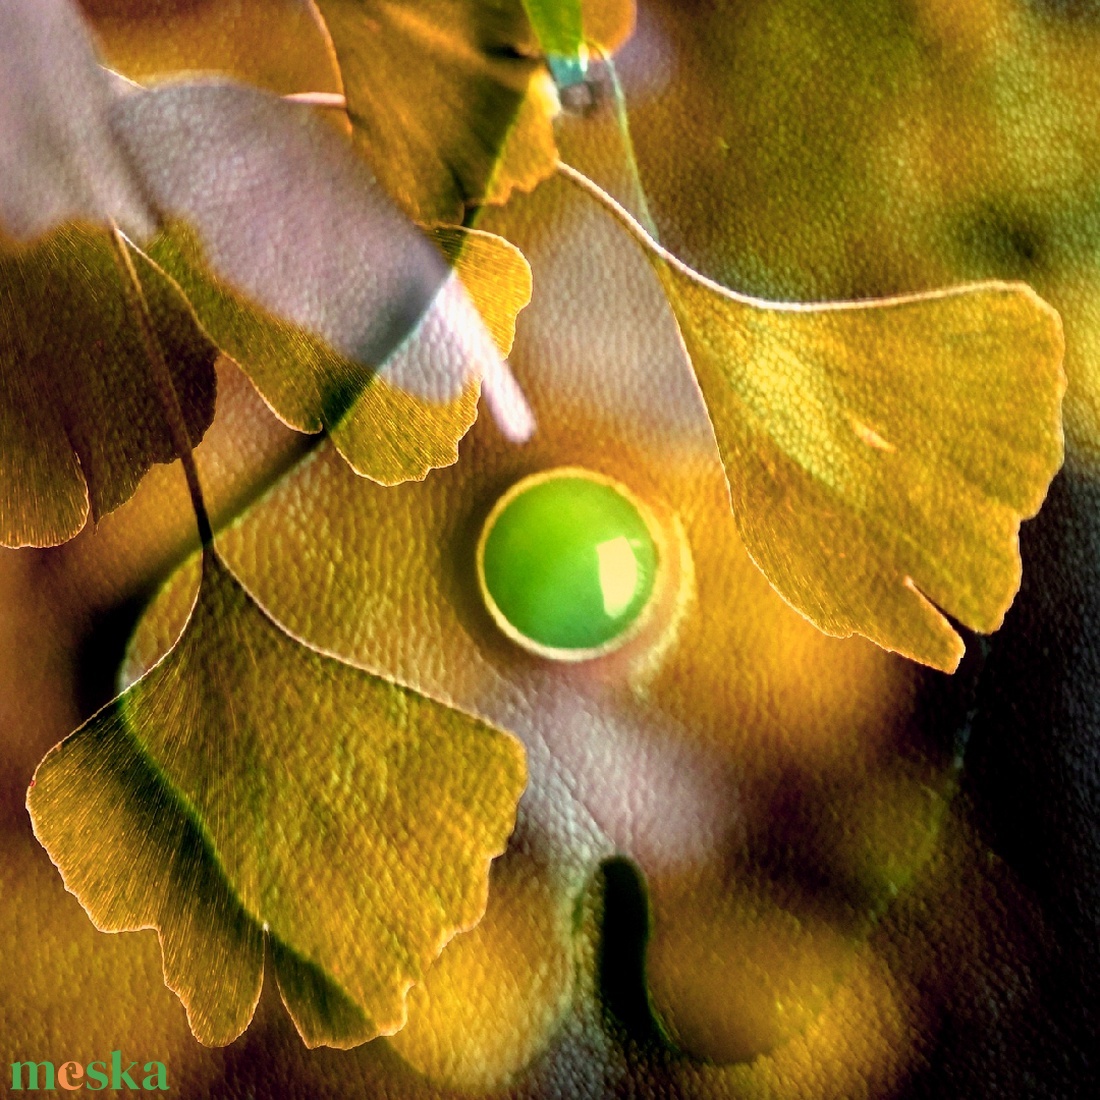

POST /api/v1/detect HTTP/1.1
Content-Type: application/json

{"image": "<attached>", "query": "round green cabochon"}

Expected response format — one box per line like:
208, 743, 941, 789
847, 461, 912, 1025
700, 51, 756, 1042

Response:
477, 468, 660, 659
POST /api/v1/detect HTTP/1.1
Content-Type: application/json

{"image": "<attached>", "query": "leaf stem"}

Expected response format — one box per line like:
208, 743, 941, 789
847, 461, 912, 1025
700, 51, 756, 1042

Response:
598, 54, 662, 242
108, 226, 214, 549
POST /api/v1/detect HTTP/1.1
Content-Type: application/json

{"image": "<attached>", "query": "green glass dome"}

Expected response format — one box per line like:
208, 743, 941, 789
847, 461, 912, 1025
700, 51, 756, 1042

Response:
477, 468, 660, 659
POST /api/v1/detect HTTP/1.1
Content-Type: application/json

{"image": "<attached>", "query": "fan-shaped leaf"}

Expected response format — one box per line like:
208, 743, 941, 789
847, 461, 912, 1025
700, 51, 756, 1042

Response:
0, 228, 217, 547
559, 164, 1066, 671
141, 217, 532, 485
659, 266, 1065, 671
3, 0, 533, 529
111, 80, 535, 476
28, 550, 526, 1047
312, 0, 559, 223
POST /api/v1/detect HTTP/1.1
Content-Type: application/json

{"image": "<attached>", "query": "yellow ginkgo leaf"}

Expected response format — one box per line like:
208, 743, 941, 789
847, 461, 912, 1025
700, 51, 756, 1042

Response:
0, 227, 217, 548
331, 225, 534, 485
560, 163, 1066, 671
144, 219, 532, 486
28, 550, 526, 1048
110, 79, 535, 484
80, 0, 343, 98
312, 0, 559, 224
387, 840, 576, 1088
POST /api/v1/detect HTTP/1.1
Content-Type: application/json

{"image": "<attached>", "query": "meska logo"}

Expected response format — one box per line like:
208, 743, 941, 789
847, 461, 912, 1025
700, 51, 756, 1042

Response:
9, 1052, 168, 1091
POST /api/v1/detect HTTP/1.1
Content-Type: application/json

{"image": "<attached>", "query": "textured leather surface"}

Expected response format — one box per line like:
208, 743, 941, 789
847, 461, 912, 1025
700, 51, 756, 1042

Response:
2, 0, 1099, 1096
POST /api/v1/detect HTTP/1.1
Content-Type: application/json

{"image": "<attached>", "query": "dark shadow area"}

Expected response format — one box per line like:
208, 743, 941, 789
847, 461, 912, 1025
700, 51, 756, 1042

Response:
595, 856, 668, 1050
1028, 0, 1100, 23
897, 467, 1100, 1098
72, 587, 156, 718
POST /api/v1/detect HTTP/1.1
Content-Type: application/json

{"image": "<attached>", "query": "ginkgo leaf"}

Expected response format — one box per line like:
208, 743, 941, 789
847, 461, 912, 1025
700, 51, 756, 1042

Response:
79, 0, 344, 98
312, 0, 559, 224
140, 218, 532, 485
143, 139, 969, 1073
0, 227, 218, 547
110, 79, 534, 476
661, 272, 1065, 672
559, 164, 1066, 672
4, 0, 533, 526
27, 549, 526, 1048
0, 0, 153, 243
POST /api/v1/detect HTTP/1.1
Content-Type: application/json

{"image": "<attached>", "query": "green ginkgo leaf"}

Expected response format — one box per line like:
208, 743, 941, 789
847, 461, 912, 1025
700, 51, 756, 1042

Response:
560, 164, 1066, 671
28, 550, 526, 1048
0, 227, 217, 548
313, 0, 560, 224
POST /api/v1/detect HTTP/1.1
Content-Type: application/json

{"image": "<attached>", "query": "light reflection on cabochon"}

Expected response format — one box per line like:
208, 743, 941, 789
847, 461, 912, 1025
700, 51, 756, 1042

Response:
476, 467, 661, 661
